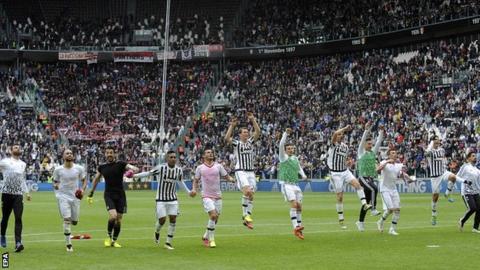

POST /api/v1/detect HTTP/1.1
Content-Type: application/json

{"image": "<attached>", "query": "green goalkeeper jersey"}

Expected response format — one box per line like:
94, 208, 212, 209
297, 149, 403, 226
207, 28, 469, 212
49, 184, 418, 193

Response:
357, 151, 378, 178
279, 156, 301, 184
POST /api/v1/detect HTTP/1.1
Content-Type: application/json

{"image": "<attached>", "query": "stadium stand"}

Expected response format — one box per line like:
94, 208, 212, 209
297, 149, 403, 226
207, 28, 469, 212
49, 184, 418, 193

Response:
234, 0, 480, 46
0, 0, 479, 182
181, 40, 480, 178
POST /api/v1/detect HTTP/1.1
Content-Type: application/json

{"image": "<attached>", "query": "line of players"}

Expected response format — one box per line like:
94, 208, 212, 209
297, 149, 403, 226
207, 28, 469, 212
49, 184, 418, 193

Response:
329, 121, 475, 236
0, 113, 479, 252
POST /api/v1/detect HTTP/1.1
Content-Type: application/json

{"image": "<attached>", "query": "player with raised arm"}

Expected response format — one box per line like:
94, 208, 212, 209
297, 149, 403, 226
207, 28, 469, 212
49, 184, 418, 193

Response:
278, 128, 308, 239
425, 135, 467, 225
133, 150, 190, 250
355, 121, 384, 231
376, 149, 415, 235
52, 149, 88, 252
224, 112, 261, 229
328, 125, 372, 229
190, 148, 234, 248
87, 147, 139, 248
0, 144, 31, 252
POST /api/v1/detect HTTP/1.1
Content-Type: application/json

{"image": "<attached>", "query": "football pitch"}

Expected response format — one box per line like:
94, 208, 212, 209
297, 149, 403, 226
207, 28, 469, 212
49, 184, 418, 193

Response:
4, 191, 480, 270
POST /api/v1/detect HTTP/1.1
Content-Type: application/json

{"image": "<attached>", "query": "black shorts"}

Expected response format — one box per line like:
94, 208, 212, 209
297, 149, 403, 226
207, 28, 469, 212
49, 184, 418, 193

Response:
104, 191, 127, 214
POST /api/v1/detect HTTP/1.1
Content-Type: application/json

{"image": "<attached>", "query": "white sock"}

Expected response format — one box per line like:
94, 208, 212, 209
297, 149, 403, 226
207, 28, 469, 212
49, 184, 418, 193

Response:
382, 211, 391, 221
356, 189, 367, 205
445, 181, 455, 195
207, 219, 216, 241
247, 200, 253, 216
155, 220, 163, 233
242, 196, 249, 216
431, 201, 437, 216
290, 208, 297, 228
391, 211, 400, 230
64, 222, 72, 245
166, 223, 176, 244
296, 211, 302, 227
336, 203, 344, 220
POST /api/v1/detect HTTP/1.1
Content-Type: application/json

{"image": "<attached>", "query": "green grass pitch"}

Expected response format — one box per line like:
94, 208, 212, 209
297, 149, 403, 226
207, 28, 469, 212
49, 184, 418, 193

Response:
4, 191, 480, 270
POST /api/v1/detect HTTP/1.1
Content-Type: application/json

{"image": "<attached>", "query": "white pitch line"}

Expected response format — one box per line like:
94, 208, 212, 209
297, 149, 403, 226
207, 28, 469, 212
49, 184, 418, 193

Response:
24, 224, 456, 243
22, 221, 351, 236
21, 222, 342, 236
21, 221, 450, 237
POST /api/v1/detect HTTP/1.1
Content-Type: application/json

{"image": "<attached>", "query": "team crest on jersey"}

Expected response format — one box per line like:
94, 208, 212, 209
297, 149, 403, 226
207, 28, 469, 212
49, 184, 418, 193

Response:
240, 144, 253, 153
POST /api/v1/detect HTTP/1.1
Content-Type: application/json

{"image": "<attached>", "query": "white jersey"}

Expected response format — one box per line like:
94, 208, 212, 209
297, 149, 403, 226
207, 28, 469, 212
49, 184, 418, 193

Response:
0, 157, 28, 195
379, 160, 404, 192
53, 164, 86, 199
457, 163, 480, 196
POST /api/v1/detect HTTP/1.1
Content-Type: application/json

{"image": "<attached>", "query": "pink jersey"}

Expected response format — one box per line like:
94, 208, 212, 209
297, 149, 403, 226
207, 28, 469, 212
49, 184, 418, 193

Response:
195, 162, 228, 199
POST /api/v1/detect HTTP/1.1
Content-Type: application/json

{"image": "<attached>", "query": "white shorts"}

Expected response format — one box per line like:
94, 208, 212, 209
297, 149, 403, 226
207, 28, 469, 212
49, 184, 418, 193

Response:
380, 189, 401, 209
203, 198, 222, 214
235, 171, 257, 190
57, 196, 80, 222
331, 170, 356, 193
431, 171, 454, 194
156, 201, 179, 218
281, 183, 303, 202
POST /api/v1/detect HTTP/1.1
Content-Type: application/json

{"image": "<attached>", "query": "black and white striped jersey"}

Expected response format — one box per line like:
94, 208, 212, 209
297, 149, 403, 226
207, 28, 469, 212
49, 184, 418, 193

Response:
232, 137, 255, 171
152, 164, 183, 202
426, 147, 447, 177
327, 143, 349, 172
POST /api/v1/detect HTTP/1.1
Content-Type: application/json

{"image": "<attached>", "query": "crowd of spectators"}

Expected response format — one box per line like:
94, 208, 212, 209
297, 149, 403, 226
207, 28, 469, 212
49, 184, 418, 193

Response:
2, 1, 480, 49
181, 39, 480, 179
135, 14, 225, 49
1, 1, 480, 185
21, 61, 213, 178
1, 38, 480, 182
0, 74, 58, 182
234, 0, 480, 46
7, 13, 224, 50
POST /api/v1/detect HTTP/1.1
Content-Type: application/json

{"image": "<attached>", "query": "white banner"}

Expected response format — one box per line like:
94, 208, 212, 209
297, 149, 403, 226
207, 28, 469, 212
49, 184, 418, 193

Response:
156, 51, 177, 60
58, 52, 93, 60
114, 46, 159, 52
113, 52, 154, 63
193, 45, 209, 57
